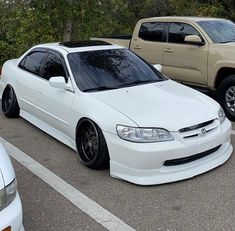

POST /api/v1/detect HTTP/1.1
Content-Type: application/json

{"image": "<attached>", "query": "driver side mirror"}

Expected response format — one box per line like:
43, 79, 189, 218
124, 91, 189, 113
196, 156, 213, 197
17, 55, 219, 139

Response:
153, 64, 162, 73
49, 76, 72, 91
184, 35, 205, 46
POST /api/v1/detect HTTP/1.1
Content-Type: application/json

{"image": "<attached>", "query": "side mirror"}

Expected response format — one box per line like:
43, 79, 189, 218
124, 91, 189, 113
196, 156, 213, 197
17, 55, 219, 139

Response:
184, 35, 205, 46
153, 64, 162, 73
49, 76, 68, 90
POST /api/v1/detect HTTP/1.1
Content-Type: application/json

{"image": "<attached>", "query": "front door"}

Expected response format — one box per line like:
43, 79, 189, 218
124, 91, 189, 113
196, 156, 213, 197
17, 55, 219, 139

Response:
34, 51, 74, 138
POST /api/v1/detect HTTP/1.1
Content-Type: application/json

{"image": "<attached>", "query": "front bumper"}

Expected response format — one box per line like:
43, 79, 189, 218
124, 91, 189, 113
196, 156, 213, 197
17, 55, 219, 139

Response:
0, 193, 24, 231
104, 119, 233, 185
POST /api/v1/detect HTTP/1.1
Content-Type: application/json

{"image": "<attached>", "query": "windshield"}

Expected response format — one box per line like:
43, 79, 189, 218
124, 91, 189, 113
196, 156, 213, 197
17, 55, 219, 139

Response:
198, 19, 235, 43
67, 49, 166, 92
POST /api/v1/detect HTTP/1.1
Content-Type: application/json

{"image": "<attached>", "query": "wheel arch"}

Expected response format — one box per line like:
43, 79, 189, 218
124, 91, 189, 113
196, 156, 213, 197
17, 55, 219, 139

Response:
76, 117, 102, 136
75, 116, 110, 169
215, 67, 235, 89
75, 117, 109, 151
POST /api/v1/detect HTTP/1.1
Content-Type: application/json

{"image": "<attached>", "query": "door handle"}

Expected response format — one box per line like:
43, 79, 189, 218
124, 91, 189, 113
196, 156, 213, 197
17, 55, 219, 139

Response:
133, 45, 142, 50
164, 48, 174, 53
37, 90, 43, 95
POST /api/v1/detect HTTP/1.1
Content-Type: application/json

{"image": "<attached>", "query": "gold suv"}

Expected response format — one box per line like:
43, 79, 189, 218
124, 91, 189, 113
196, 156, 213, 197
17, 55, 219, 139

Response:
93, 16, 235, 121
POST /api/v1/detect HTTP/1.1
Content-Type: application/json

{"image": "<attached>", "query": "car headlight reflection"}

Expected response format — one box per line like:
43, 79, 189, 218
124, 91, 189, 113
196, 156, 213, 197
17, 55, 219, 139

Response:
116, 125, 174, 142
0, 179, 17, 211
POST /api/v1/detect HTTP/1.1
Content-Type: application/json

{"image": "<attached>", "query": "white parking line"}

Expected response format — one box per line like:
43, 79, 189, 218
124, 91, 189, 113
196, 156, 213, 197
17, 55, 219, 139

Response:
0, 137, 135, 231
232, 130, 235, 135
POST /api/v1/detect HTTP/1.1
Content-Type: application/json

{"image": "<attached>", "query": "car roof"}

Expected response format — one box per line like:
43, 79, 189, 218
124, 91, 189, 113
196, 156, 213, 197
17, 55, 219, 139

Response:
33, 40, 123, 54
141, 16, 226, 23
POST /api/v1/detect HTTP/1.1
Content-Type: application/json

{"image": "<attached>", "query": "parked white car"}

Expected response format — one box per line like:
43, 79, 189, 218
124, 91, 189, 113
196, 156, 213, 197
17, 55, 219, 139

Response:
0, 41, 233, 185
0, 143, 24, 230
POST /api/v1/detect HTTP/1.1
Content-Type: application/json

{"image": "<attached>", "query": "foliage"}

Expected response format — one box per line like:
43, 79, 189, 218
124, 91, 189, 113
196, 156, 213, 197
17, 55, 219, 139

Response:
1, 0, 235, 66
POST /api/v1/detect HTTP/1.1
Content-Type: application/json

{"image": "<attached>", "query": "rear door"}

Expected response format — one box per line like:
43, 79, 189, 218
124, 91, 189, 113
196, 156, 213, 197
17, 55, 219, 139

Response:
17, 49, 48, 116
162, 22, 208, 85
130, 22, 167, 65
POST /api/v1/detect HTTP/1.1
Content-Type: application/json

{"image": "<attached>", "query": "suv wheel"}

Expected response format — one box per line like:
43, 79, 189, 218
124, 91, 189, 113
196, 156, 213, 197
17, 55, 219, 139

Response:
218, 75, 235, 121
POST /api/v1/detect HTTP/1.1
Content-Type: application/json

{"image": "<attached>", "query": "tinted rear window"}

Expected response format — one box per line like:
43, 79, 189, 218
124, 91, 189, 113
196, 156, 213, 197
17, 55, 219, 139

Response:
139, 22, 164, 42
19, 51, 46, 76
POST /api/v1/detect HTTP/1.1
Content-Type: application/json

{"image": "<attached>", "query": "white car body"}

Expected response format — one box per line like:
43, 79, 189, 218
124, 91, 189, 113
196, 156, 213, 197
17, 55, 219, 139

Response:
0, 143, 24, 231
0, 42, 233, 185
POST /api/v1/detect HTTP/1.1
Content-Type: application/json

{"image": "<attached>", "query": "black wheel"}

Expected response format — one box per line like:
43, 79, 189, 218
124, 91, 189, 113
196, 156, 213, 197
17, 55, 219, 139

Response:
76, 119, 109, 169
218, 75, 235, 121
2, 85, 20, 118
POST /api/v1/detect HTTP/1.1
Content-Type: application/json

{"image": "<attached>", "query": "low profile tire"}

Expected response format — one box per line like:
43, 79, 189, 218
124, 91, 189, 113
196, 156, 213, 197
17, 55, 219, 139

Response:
218, 75, 235, 121
76, 119, 109, 169
2, 85, 20, 118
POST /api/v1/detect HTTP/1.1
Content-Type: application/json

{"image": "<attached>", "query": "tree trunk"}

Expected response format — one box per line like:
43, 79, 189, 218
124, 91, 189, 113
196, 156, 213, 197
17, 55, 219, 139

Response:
63, 20, 72, 42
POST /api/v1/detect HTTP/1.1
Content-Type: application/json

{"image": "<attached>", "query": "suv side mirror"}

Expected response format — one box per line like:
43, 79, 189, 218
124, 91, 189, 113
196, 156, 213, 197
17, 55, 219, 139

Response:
184, 35, 205, 46
153, 64, 162, 73
49, 76, 68, 90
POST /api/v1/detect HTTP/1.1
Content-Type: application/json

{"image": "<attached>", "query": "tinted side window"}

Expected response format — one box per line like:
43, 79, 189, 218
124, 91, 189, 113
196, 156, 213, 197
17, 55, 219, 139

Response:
19, 52, 46, 76
168, 23, 200, 44
42, 53, 66, 81
139, 22, 164, 42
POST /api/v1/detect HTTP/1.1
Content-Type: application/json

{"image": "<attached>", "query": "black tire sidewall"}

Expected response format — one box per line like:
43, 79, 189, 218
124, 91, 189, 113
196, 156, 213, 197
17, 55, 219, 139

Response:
2, 85, 20, 118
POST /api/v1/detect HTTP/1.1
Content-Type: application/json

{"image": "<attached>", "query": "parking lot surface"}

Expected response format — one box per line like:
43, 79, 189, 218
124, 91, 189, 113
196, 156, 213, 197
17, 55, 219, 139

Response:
0, 103, 235, 231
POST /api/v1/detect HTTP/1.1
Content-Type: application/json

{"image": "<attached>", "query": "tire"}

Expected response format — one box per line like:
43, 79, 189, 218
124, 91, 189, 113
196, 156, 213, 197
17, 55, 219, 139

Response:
218, 75, 235, 121
2, 85, 20, 118
76, 119, 109, 169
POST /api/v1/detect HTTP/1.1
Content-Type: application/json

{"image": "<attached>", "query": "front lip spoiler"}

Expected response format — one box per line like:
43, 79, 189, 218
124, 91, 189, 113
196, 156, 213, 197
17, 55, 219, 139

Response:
110, 143, 233, 186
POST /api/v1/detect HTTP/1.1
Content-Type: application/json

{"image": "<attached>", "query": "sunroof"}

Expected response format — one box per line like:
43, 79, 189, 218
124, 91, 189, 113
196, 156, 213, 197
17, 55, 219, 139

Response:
59, 40, 111, 48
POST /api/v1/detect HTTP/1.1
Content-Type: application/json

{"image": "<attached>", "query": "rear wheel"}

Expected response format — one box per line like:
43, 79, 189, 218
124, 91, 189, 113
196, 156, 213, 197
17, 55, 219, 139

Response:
76, 119, 109, 169
2, 86, 20, 118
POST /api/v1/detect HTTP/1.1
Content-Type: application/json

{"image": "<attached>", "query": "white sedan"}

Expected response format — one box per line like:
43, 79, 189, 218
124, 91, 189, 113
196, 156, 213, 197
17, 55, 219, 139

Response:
0, 41, 233, 185
0, 143, 24, 230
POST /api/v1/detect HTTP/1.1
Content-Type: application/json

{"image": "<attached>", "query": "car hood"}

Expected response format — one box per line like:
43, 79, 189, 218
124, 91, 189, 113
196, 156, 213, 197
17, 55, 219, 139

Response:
92, 80, 220, 131
0, 143, 15, 189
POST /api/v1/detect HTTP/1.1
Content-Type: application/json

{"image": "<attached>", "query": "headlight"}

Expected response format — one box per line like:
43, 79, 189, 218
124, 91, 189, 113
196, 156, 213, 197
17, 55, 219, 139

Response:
218, 107, 226, 124
0, 179, 17, 211
116, 125, 174, 142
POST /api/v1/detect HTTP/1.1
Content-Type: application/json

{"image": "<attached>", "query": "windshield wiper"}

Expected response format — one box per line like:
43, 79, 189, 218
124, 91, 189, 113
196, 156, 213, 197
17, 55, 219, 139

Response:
119, 79, 158, 88
83, 85, 118, 92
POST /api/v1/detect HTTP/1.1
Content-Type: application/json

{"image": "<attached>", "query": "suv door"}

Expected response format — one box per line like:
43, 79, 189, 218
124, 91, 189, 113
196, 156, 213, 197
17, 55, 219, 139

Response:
130, 22, 166, 65
162, 22, 208, 85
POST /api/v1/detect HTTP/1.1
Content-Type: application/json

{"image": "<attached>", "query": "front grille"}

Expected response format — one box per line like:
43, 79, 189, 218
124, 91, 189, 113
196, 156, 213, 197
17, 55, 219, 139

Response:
178, 119, 219, 139
164, 145, 221, 166
179, 119, 214, 133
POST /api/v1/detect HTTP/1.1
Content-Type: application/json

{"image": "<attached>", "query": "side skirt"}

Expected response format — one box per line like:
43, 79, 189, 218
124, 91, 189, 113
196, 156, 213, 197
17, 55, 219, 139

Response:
20, 110, 77, 151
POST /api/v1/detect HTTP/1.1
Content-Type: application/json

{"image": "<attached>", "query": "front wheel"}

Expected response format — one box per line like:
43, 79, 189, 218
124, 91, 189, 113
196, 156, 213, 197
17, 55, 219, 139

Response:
2, 85, 20, 118
76, 119, 109, 169
218, 75, 235, 121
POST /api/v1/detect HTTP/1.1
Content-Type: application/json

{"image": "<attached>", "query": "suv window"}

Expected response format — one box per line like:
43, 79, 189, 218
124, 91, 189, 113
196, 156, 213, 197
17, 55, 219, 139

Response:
168, 22, 200, 44
19, 51, 46, 76
139, 22, 164, 42
42, 53, 66, 81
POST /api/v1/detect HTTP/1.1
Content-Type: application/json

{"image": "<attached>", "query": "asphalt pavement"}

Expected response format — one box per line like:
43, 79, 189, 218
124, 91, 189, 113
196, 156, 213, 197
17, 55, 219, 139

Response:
0, 102, 234, 231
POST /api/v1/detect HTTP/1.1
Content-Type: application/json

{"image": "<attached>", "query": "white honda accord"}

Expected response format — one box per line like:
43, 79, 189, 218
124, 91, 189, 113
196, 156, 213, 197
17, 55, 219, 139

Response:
0, 143, 24, 230
0, 41, 233, 185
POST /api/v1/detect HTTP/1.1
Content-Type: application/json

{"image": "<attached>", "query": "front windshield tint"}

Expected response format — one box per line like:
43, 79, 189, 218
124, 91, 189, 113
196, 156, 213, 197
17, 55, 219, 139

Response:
198, 19, 235, 43
68, 49, 166, 92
